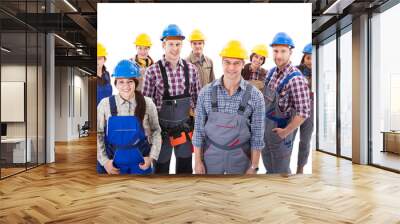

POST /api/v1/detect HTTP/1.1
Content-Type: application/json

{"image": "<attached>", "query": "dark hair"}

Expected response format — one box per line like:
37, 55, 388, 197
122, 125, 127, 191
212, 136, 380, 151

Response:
97, 66, 109, 85
250, 53, 265, 65
114, 78, 146, 127
300, 55, 306, 65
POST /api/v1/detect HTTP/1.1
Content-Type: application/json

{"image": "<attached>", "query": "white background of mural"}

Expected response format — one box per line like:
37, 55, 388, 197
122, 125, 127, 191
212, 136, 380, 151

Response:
98, 3, 312, 174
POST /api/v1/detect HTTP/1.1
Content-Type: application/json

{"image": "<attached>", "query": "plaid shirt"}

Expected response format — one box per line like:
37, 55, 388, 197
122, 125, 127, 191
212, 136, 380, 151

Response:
142, 56, 200, 111
266, 62, 310, 118
250, 68, 267, 82
242, 63, 267, 82
192, 77, 265, 151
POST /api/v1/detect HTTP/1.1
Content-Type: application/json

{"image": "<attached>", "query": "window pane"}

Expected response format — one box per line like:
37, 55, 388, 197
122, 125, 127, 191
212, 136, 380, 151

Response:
27, 31, 38, 169
340, 29, 352, 158
318, 37, 337, 154
1, 31, 27, 177
371, 3, 400, 171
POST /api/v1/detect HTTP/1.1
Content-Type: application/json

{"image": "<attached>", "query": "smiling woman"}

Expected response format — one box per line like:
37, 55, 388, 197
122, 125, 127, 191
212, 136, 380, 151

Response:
97, 60, 162, 175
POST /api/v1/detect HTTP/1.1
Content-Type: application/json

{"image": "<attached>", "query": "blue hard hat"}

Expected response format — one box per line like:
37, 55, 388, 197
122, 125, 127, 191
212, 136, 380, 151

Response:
270, 32, 295, 48
160, 24, 185, 41
303, 43, 312, 54
112, 59, 140, 78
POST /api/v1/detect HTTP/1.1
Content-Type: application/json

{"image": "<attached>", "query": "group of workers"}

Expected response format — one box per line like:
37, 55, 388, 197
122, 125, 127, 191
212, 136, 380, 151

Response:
96, 24, 313, 175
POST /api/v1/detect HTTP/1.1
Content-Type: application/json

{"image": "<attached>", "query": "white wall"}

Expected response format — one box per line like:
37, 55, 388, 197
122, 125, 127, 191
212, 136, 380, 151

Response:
1, 65, 28, 138
98, 3, 312, 94
54, 66, 89, 141
71, 71, 89, 139
1, 64, 45, 163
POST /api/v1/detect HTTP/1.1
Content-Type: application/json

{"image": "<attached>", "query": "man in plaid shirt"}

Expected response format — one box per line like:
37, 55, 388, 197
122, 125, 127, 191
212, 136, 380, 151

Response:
192, 40, 265, 174
262, 32, 311, 175
142, 24, 200, 174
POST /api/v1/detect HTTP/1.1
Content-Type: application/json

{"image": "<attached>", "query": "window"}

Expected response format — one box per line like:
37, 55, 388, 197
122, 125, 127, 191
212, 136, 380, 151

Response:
317, 35, 337, 155
370, 2, 400, 171
340, 28, 352, 158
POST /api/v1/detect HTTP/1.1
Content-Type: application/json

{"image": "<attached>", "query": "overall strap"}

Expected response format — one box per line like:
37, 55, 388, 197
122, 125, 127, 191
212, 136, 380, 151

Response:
276, 71, 301, 93
264, 66, 276, 86
109, 95, 118, 116
158, 60, 171, 99
238, 84, 253, 115
211, 80, 218, 112
158, 59, 191, 99
181, 59, 190, 97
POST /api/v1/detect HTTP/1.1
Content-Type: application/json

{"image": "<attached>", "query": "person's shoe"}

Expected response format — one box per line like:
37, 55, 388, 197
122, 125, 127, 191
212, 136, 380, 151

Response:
296, 166, 304, 174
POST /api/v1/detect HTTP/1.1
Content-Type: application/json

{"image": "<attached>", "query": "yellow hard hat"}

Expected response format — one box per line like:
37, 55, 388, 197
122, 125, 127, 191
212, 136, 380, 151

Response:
252, 44, 268, 57
219, 40, 248, 59
134, 33, 152, 47
189, 29, 206, 42
97, 43, 107, 57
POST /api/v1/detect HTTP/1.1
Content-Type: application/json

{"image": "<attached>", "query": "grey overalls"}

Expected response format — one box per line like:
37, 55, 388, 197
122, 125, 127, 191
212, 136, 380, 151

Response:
203, 83, 253, 174
262, 67, 301, 174
154, 59, 193, 174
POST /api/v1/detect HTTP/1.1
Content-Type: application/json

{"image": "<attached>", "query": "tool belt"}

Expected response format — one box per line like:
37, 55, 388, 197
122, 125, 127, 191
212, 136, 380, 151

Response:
161, 116, 194, 147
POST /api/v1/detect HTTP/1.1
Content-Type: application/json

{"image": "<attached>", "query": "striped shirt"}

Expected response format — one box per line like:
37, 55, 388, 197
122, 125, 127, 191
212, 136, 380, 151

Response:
266, 62, 310, 118
192, 77, 265, 150
142, 56, 200, 110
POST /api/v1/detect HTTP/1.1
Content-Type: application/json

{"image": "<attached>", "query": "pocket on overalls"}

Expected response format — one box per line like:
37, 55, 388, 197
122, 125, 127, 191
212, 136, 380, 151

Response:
114, 149, 142, 166
271, 142, 292, 160
204, 145, 223, 167
270, 129, 284, 145
205, 116, 240, 146
228, 148, 250, 174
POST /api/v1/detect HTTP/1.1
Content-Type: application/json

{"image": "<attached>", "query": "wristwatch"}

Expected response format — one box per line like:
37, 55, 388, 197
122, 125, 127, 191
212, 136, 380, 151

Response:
250, 165, 259, 171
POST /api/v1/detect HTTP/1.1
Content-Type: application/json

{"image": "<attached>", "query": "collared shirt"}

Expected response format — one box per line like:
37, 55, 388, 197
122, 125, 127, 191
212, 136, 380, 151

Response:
241, 63, 268, 82
266, 62, 310, 118
186, 52, 215, 88
192, 77, 265, 151
142, 56, 201, 111
130, 55, 154, 92
97, 94, 162, 165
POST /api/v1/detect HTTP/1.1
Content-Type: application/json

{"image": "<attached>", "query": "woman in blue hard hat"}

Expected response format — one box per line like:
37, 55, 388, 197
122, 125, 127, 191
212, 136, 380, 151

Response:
97, 59, 162, 174
294, 43, 313, 174
97, 43, 113, 106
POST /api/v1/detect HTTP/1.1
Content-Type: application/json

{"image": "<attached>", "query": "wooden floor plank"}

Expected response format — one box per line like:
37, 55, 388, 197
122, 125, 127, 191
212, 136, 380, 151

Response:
0, 134, 400, 223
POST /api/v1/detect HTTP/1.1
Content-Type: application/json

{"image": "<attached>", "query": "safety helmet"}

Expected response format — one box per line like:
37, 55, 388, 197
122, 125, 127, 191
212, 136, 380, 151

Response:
97, 43, 107, 57
251, 44, 268, 57
270, 32, 295, 49
189, 29, 206, 41
303, 43, 312, 54
112, 59, 140, 78
219, 40, 248, 59
160, 24, 185, 41
135, 33, 152, 47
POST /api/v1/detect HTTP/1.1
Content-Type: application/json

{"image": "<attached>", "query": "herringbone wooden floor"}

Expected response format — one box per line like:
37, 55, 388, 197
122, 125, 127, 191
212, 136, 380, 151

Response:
1, 135, 400, 223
